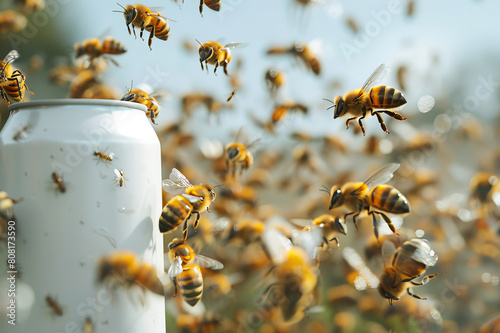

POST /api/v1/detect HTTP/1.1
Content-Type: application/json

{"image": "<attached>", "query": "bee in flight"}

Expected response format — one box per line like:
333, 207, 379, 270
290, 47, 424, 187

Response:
291, 214, 347, 251
196, 40, 244, 76
267, 43, 321, 75
114, 4, 171, 50
74, 37, 127, 66
167, 238, 223, 306
265, 68, 286, 96
114, 169, 125, 187
97, 251, 164, 295
324, 163, 410, 240
378, 238, 438, 305
0, 50, 33, 105
121, 84, 163, 124
324, 64, 407, 135
160, 168, 216, 240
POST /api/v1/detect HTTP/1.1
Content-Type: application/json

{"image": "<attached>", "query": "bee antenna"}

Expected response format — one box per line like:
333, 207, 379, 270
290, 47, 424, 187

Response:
323, 98, 336, 110
319, 184, 331, 196
195, 39, 203, 47
213, 184, 225, 189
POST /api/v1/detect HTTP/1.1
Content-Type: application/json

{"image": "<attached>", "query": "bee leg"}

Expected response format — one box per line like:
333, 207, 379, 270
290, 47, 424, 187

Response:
345, 117, 356, 128
192, 212, 201, 231
146, 25, 155, 50
182, 218, 190, 240
214, 62, 219, 75
344, 212, 358, 231
369, 211, 379, 241
322, 236, 331, 249
372, 111, 390, 134
199, 59, 204, 71
330, 237, 340, 249
377, 212, 399, 235
257, 283, 279, 305
172, 278, 178, 297
139, 23, 145, 41
380, 110, 408, 121
407, 288, 426, 300
0, 88, 10, 105
199, 0, 204, 17
357, 114, 367, 136
223, 63, 228, 76
411, 273, 438, 286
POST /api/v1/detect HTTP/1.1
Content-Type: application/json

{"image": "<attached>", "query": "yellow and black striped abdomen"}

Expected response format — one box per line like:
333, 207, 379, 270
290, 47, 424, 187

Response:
177, 265, 203, 306
4, 75, 25, 101
149, 16, 170, 41
101, 38, 127, 55
204, 0, 221, 11
135, 264, 165, 295
369, 85, 407, 109
159, 195, 192, 233
370, 184, 410, 214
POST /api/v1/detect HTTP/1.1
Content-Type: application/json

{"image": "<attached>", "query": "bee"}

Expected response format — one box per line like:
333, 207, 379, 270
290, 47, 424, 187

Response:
271, 102, 308, 125
199, 0, 221, 16
114, 4, 170, 50
114, 169, 125, 187
177, 313, 222, 333
0, 50, 33, 105
160, 168, 216, 240
346, 17, 359, 33
378, 238, 438, 304
121, 86, 160, 124
93, 149, 114, 165
69, 69, 99, 99
51, 172, 66, 193
224, 218, 266, 246
267, 43, 321, 75
75, 37, 127, 66
396, 65, 408, 91
324, 163, 410, 240
224, 141, 256, 182
261, 229, 319, 324
0, 10, 27, 34
226, 89, 236, 102
0, 191, 22, 223
97, 251, 164, 295
13, 124, 30, 141
291, 214, 347, 250
181, 93, 223, 118
15, 0, 46, 12
469, 172, 499, 206
265, 68, 286, 96
167, 238, 223, 306
324, 64, 407, 135
196, 40, 244, 76
45, 295, 63, 316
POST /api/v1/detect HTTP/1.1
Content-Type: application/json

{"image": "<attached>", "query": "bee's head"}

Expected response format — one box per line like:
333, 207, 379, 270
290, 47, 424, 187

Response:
197, 40, 213, 62
335, 217, 347, 235
333, 96, 345, 119
328, 185, 343, 210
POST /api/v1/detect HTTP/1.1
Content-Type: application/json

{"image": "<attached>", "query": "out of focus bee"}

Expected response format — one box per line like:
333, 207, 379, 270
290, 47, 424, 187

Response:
0, 50, 33, 105
224, 140, 257, 182
84, 317, 93, 333
167, 238, 223, 306
181, 92, 224, 118
324, 64, 407, 135
0, 10, 27, 34
94, 149, 114, 165
114, 169, 125, 187
45, 295, 63, 316
407, 0, 415, 17
97, 251, 164, 295
177, 313, 222, 333
325, 163, 410, 239
81, 83, 121, 100
271, 102, 308, 125
226, 89, 236, 102
217, 184, 257, 210
75, 37, 127, 66
114, 4, 170, 50
469, 172, 499, 207
0, 191, 21, 222
121, 86, 160, 124
224, 218, 266, 246
261, 229, 319, 324
265, 68, 286, 96
378, 239, 438, 304
267, 43, 321, 75
160, 168, 216, 240
396, 65, 408, 91
69, 70, 98, 98
15, 0, 46, 12
292, 214, 347, 251
51, 172, 66, 193
345, 17, 359, 33
479, 314, 500, 333
197, 40, 244, 75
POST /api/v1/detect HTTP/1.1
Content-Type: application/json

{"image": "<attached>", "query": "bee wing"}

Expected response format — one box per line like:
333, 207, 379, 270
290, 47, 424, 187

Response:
360, 63, 387, 92
402, 240, 439, 267
182, 193, 204, 204
194, 254, 224, 270
222, 43, 247, 50
113, 168, 122, 178
3, 50, 20, 66
363, 163, 400, 189
291, 227, 322, 259
213, 217, 231, 232
162, 168, 193, 194
381, 240, 397, 268
167, 257, 183, 278
290, 219, 313, 228
262, 228, 292, 266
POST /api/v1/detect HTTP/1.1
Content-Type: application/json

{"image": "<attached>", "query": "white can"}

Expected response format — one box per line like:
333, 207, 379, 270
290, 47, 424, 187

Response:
0, 99, 165, 332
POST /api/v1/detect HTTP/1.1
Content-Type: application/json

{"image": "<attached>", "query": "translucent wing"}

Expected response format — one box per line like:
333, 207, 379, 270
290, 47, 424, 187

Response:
213, 217, 231, 232
290, 219, 313, 228
182, 193, 204, 204
381, 240, 397, 268
162, 168, 193, 194
360, 63, 387, 92
402, 239, 439, 267
262, 228, 292, 266
113, 168, 122, 178
194, 254, 224, 270
222, 43, 247, 50
3, 50, 20, 65
363, 163, 400, 189
168, 256, 183, 278
291, 227, 323, 259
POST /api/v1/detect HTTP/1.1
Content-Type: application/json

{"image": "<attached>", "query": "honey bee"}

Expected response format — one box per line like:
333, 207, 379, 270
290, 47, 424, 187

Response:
267, 43, 321, 75
226, 89, 236, 102
479, 314, 500, 333
324, 163, 410, 239
224, 141, 257, 182
167, 238, 223, 306
265, 68, 286, 96
271, 102, 308, 125
121, 86, 160, 124
51, 172, 66, 193
224, 218, 266, 246
0, 10, 27, 34
378, 238, 438, 304
75, 37, 127, 66
345, 17, 359, 33
114, 169, 125, 187
291, 214, 347, 250
199, 0, 221, 16
15, 0, 46, 12
0, 50, 33, 105
97, 251, 164, 295
197, 40, 244, 75
469, 172, 499, 206
177, 313, 222, 333
93, 149, 114, 165
324, 64, 407, 135
45, 295, 63, 316
396, 65, 408, 91
115, 4, 171, 50
69, 69, 99, 99
160, 168, 216, 240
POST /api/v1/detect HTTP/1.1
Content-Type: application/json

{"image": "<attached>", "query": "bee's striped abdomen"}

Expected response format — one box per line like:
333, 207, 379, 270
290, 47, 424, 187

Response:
159, 195, 192, 233
204, 0, 221, 11
370, 184, 410, 214
369, 85, 407, 109
177, 265, 203, 306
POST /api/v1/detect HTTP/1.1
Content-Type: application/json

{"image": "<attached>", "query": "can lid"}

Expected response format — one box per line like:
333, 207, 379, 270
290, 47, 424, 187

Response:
8, 99, 148, 113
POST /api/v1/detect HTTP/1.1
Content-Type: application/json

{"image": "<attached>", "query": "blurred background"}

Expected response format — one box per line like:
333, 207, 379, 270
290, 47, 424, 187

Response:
1, 0, 500, 332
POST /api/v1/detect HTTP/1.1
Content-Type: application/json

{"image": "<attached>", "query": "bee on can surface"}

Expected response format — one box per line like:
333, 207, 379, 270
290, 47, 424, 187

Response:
113, 169, 125, 187
267, 43, 321, 75
0, 191, 22, 222
0, 50, 33, 105
325, 163, 410, 240
197, 40, 245, 76
45, 295, 63, 316
378, 238, 438, 304
114, 4, 171, 50
97, 251, 164, 295
160, 168, 216, 240
167, 238, 223, 306
0, 10, 27, 34
51, 172, 66, 193
324, 64, 407, 135
121, 86, 161, 124
93, 149, 114, 165
75, 37, 126, 66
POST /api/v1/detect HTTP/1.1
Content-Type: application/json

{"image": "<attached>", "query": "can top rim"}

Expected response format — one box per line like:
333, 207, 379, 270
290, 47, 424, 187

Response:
7, 99, 148, 113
